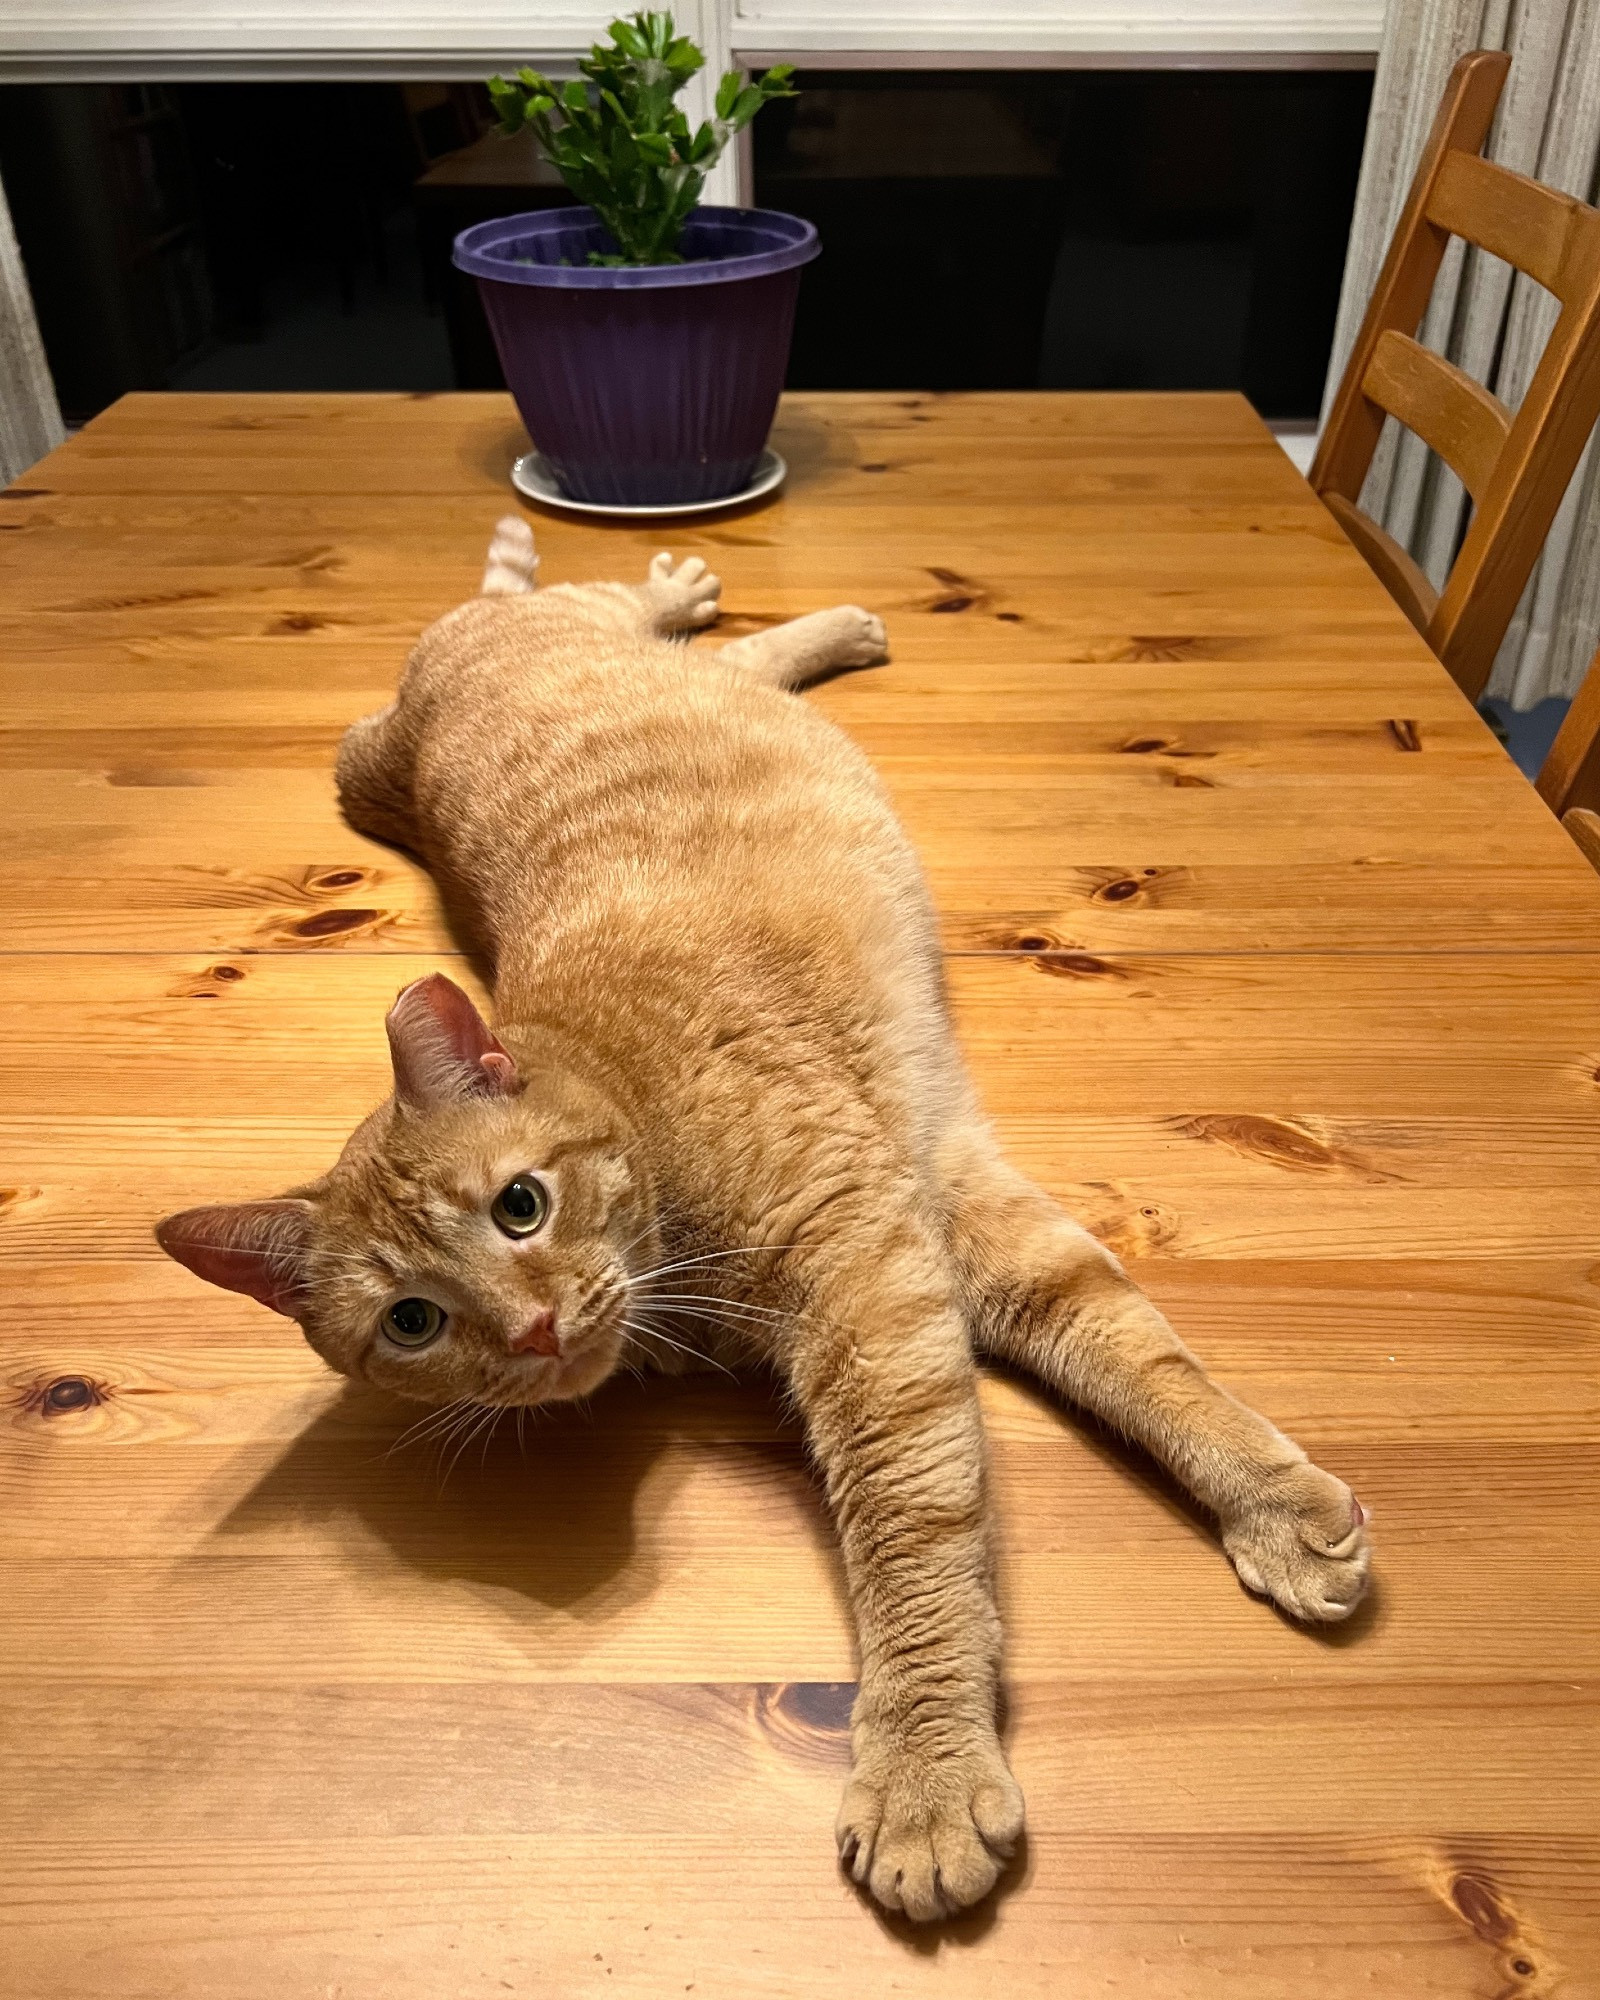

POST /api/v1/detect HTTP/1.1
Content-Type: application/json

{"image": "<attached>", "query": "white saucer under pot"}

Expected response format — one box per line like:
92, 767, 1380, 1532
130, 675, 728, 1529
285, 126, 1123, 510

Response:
510, 448, 787, 519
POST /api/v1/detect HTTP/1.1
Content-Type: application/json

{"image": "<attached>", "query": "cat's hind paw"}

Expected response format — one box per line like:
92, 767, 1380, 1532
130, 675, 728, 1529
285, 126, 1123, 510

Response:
644, 551, 722, 631
1223, 1463, 1370, 1622
819, 605, 889, 669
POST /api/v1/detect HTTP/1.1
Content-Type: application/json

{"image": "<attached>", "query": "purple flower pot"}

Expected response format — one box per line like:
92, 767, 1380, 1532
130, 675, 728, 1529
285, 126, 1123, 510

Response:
453, 205, 819, 508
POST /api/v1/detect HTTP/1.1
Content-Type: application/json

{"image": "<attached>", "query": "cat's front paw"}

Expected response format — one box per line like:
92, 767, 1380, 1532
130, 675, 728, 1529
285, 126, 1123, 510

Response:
836, 1733, 1024, 1922
646, 550, 722, 629
1223, 1460, 1370, 1622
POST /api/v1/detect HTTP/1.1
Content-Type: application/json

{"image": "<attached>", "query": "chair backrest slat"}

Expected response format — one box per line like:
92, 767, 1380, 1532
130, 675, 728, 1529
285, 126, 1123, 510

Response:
1319, 492, 1440, 638
1561, 807, 1600, 874
1537, 642, 1600, 819
1427, 150, 1578, 301
1311, 49, 1600, 703
1311, 51, 1506, 507
1361, 329, 1511, 501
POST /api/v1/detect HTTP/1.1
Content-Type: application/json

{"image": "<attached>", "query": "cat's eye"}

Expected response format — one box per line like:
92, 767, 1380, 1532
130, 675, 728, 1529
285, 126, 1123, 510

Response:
492, 1176, 550, 1238
384, 1297, 446, 1348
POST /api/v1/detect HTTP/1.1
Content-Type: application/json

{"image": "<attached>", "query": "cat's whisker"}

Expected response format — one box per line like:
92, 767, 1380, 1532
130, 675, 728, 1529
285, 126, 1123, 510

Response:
625, 1245, 801, 1286
636, 1307, 775, 1346
385, 1395, 476, 1459
631, 1282, 787, 1314
479, 1405, 506, 1467
613, 1215, 662, 1265
632, 1290, 788, 1325
440, 1401, 500, 1487
427, 1402, 477, 1462
428, 1398, 487, 1472
620, 1315, 740, 1380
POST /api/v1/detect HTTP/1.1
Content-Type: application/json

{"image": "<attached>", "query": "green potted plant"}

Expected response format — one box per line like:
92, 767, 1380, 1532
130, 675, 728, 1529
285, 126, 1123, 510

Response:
452, 12, 813, 509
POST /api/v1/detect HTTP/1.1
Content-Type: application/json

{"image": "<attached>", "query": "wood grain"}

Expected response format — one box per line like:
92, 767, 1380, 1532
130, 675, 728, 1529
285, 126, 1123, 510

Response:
2, 390, 1597, 1998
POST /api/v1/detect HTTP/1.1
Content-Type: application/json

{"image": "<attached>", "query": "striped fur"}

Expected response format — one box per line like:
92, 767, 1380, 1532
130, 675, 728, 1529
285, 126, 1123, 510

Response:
157, 528, 1370, 1923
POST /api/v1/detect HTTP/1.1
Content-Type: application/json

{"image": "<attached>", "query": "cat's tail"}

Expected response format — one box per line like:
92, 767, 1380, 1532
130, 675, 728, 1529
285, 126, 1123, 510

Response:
480, 515, 539, 595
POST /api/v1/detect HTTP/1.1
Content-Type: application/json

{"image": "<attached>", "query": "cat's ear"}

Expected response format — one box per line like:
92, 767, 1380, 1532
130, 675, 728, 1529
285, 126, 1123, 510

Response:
155, 1199, 313, 1318
386, 972, 518, 1110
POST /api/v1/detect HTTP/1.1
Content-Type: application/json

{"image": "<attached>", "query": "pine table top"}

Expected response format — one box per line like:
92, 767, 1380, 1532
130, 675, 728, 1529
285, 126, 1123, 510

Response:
3, 390, 1597, 1998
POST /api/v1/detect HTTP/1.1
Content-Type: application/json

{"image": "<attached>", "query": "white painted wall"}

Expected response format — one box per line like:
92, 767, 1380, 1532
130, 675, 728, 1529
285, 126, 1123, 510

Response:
0, 1, 1382, 79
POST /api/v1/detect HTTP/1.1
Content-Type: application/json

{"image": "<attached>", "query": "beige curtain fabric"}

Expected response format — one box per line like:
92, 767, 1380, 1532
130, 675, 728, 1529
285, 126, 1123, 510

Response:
1322, 0, 1600, 706
0, 170, 64, 486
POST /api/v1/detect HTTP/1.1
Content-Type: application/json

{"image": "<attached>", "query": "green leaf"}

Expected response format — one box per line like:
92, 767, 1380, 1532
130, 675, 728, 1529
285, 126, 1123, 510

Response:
666, 37, 704, 81
489, 7, 796, 265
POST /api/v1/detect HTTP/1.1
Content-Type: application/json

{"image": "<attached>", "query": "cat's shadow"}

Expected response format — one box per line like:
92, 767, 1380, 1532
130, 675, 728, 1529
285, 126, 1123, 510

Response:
212, 1369, 815, 1631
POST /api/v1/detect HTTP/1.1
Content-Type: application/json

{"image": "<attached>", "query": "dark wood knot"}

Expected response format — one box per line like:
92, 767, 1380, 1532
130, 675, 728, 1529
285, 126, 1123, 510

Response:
1450, 1871, 1516, 1944
293, 907, 378, 939
43, 1376, 99, 1413
754, 1682, 855, 1765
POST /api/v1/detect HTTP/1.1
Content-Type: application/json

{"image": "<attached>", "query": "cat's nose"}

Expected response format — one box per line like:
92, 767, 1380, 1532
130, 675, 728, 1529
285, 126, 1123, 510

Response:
507, 1307, 561, 1358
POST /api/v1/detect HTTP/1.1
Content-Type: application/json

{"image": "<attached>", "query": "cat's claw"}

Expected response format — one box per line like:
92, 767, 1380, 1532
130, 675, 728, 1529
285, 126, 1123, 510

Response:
646, 550, 722, 630
836, 1737, 1024, 1922
1223, 1461, 1371, 1622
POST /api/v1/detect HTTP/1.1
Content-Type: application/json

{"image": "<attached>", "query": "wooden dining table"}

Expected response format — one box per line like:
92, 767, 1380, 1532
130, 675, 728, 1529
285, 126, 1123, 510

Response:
3, 390, 1598, 1998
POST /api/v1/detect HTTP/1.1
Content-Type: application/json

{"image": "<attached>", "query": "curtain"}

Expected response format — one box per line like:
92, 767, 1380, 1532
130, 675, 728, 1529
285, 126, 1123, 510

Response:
1322, 0, 1600, 707
0, 173, 63, 485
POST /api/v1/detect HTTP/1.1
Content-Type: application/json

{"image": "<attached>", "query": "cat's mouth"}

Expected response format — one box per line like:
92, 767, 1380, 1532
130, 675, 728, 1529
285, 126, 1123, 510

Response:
485, 1325, 620, 1406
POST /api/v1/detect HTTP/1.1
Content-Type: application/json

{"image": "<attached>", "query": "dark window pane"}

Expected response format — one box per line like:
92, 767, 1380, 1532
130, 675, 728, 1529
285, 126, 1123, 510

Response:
755, 69, 1372, 418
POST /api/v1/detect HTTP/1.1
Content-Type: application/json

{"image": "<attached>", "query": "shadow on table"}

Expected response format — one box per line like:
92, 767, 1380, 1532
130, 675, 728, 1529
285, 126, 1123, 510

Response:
210, 1367, 822, 1631
986, 1357, 1382, 1649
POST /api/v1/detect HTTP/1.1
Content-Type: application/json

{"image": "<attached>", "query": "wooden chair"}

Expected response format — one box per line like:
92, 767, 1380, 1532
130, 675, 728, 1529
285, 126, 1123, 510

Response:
1536, 640, 1600, 872
1310, 49, 1600, 703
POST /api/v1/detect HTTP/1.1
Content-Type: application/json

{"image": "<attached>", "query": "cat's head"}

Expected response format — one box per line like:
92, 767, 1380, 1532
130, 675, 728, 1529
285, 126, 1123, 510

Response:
156, 974, 647, 1408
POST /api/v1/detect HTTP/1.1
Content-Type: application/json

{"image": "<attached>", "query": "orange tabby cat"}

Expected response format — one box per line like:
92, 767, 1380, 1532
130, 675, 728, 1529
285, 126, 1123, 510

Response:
158, 518, 1369, 1922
